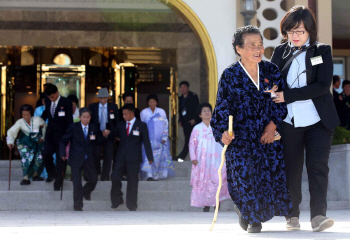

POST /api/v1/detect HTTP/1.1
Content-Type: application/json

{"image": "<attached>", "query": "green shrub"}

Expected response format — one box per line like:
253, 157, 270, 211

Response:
332, 126, 350, 145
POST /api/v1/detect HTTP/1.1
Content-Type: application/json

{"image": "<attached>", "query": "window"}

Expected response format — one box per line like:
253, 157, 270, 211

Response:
53, 54, 71, 65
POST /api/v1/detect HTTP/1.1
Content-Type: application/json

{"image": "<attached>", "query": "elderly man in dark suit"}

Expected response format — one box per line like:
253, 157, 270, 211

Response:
41, 84, 73, 191
89, 88, 119, 181
60, 107, 109, 211
110, 104, 154, 211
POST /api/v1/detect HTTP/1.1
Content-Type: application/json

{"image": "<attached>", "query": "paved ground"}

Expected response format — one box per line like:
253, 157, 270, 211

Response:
1, 210, 349, 240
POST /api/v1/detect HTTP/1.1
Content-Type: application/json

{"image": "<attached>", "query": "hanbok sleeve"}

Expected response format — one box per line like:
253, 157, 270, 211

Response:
189, 127, 200, 162
160, 109, 168, 141
39, 117, 47, 141
210, 71, 234, 144
269, 66, 287, 129
6, 120, 22, 145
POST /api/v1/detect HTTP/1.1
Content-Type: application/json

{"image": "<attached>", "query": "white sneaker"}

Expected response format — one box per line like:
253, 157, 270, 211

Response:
286, 217, 300, 230
311, 215, 334, 232
177, 158, 184, 162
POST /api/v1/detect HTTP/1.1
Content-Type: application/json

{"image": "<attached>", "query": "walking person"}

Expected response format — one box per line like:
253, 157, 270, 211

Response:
271, 5, 340, 232
189, 103, 230, 212
176, 81, 199, 162
89, 88, 119, 181
60, 107, 108, 211
140, 93, 175, 181
41, 84, 73, 190
211, 25, 292, 233
7, 104, 47, 185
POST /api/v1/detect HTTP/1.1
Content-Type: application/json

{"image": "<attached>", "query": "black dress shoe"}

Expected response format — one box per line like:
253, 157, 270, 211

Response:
45, 177, 53, 183
74, 208, 83, 211
147, 177, 155, 181
129, 208, 137, 211
111, 204, 119, 209
20, 179, 31, 185
33, 176, 44, 181
84, 195, 91, 201
234, 205, 248, 231
203, 206, 210, 212
248, 223, 262, 233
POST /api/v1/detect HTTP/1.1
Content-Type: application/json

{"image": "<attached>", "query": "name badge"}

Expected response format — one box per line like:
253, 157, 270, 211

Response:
58, 111, 65, 117
182, 110, 186, 116
158, 117, 164, 121
110, 114, 115, 119
311, 56, 323, 66
32, 128, 39, 133
90, 134, 96, 140
133, 130, 140, 136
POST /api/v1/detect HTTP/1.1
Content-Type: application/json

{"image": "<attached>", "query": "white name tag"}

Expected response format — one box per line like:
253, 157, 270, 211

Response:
182, 110, 186, 116
133, 130, 140, 136
110, 114, 115, 119
90, 134, 96, 140
58, 111, 65, 117
311, 56, 323, 66
32, 128, 39, 133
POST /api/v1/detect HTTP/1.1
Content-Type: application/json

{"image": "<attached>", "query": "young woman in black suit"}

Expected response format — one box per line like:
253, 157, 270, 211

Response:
271, 5, 340, 232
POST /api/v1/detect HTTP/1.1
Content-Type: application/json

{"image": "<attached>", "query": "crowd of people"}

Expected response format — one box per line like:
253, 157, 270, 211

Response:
5, 3, 340, 234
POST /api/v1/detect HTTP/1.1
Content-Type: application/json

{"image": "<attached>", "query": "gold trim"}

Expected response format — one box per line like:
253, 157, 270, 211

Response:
1, 65, 6, 138
159, 0, 218, 106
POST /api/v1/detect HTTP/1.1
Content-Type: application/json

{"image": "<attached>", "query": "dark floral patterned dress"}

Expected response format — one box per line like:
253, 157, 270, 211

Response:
210, 60, 292, 224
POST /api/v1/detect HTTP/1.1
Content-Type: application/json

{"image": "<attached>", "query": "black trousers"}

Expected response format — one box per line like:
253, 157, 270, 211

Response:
71, 163, 98, 210
177, 122, 194, 159
94, 139, 115, 180
111, 158, 140, 210
281, 121, 334, 219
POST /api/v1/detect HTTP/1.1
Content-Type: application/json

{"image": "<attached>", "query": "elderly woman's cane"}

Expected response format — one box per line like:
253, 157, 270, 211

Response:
210, 115, 233, 231
8, 149, 12, 191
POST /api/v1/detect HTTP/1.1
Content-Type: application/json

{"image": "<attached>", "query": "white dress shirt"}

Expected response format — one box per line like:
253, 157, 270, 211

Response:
81, 122, 89, 135
99, 103, 109, 123
126, 117, 136, 132
284, 38, 321, 127
51, 95, 61, 115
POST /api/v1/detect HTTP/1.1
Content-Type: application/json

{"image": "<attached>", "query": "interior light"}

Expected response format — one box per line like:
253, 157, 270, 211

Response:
28, 92, 33, 94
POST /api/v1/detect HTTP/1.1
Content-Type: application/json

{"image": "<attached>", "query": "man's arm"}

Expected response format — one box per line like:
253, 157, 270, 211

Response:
59, 124, 74, 159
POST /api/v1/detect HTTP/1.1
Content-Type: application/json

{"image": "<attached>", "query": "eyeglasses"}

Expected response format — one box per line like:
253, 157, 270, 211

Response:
286, 30, 306, 35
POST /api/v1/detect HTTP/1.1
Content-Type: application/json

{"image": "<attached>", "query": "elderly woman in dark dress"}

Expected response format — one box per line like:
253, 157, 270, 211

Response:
211, 25, 292, 233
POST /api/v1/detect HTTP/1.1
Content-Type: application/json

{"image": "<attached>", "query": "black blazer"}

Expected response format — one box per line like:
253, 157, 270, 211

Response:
271, 42, 340, 130
42, 96, 74, 144
89, 102, 119, 140
59, 122, 104, 168
114, 119, 154, 164
178, 91, 199, 123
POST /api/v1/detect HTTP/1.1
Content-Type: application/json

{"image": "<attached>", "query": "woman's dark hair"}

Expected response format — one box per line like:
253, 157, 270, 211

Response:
333, 75, 341, 85
232, 25, 263, 57
196, 103, 212, 122
123, 103, 135, 113
79, 107, 92, 116
342, 80, 350, 88
67, 94, 79, 104
122, 91, 135, 101
44, 84, 58, 96
179, 81, 189, 87
36, 93, 47, 108
147, 93, 158, 103
280, 5, 318, 44
20, 104, 34, 116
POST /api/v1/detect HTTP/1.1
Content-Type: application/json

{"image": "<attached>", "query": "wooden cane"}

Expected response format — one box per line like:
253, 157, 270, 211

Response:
210, 115, 233, 231
60, 169, 64, 200
8, 149, 12, 191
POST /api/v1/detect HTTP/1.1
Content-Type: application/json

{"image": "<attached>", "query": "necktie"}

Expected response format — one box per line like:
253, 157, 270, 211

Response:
126, 122, 130, 136
84, 126, 87, 140
291, 45, 307, 52
51, 102, 56, 118
100, 105, 106, 131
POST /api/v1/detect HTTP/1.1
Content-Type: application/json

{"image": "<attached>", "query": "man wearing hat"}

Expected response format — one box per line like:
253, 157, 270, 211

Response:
89, 88, 119, 181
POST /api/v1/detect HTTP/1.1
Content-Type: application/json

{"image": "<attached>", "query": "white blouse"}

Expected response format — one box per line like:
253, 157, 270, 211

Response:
6, 117, 47, 145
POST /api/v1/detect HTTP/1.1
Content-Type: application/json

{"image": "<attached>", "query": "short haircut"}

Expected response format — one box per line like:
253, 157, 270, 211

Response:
342, 80, 350, 88
147, 93, 158, 103
122, 103, 135, 113
79, 107, 92, 116
280, 5, 318, 44
44, 84, 58, 96
179, 81, 189, 87
232, 25, 263, 57
67, 94, 79, 104
333, 75, 341, 85
197, 103, 212, 117
20, 104, 34, 116
122, 91, 134, 101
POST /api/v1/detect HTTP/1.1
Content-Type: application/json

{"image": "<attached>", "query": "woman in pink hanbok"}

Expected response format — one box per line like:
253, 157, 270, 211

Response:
189, 103, 230, 212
